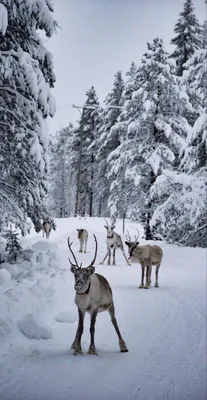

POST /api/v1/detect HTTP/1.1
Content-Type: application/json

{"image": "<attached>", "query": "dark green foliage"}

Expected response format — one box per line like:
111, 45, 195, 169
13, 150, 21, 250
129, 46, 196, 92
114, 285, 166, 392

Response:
4, 229, 22, 263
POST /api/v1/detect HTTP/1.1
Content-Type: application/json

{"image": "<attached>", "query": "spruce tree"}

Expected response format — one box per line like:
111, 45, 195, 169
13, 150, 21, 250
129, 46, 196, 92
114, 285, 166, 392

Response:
72, 87, 100, 216
95, 71, 124, 216
0, 0, 56, 232
4, 229, 22, 263
109, 39, 189, 238
150, 38, 207, 247
48, 124, 75, 217
170, 0, 202, 76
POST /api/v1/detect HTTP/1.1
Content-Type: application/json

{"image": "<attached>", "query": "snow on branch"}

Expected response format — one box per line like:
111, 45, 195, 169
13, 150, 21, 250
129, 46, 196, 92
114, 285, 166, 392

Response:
0, 3, 8, 35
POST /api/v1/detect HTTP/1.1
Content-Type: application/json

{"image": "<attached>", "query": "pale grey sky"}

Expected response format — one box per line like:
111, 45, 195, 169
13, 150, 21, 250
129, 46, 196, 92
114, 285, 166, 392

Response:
47, 0, 205, 133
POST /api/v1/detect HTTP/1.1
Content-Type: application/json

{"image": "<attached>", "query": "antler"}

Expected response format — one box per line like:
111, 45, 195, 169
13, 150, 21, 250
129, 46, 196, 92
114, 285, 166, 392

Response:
110, 215, 116, 227
126, 230, 132, 242
134, 228, 139, 242
68, 237, 80, 268
87, 234, 98, 269
104, 218, 109, 227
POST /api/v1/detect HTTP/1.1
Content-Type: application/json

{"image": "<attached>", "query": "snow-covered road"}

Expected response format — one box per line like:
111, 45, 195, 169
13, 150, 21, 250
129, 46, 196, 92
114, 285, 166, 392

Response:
0, 218, 206, 400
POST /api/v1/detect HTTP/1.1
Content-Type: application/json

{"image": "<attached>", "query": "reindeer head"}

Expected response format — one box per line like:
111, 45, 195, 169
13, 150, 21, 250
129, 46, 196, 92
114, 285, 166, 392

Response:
104, 218, 116, 237
68, 234, 97, 294
77, 228, 84, 239
125, 229, 140, 260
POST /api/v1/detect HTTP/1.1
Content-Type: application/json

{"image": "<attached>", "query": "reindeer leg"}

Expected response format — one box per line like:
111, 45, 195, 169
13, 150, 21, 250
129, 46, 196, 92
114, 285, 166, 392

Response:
79, 240, 83, 253
121, 248, 131, 266
148, 265, 152, 286
139, 265, 145, 288
112, 247, 116, 265
71, 308, 85, 355
88, 310, 98, 355
99, 252, 108, 265
155, 264, 160, 287
108, 303, 128, 353
84, 239, 87, 253
144, 265, 151, 289
107, 248, 111, 265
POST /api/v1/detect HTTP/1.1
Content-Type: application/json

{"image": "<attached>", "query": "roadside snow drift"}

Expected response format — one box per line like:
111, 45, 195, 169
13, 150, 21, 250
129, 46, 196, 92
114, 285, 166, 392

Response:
0, 239, 68, 340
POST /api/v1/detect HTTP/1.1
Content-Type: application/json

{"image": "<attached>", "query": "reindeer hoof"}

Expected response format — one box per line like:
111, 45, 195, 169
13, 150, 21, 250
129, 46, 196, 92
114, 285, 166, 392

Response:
127, 262, 131, 266
120, 343, 128, 352
121, 348, 129, 353
144, 285, 150, 289
139, 284, 144, 289
99, 262, 104, 265
154, 283, 159, 288
88, 347, 98, 355
112, 262, 116, 266
73, 348, 83, 355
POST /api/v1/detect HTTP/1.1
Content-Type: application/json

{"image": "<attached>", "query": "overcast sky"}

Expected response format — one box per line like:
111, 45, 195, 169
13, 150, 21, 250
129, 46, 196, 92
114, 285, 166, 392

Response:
47, 0, 205, 134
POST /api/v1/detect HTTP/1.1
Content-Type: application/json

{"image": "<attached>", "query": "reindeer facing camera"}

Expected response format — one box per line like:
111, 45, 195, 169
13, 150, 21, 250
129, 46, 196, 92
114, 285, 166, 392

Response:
100, 218, 131, 266
77, 229, 88, 253
68, 234, 128, 355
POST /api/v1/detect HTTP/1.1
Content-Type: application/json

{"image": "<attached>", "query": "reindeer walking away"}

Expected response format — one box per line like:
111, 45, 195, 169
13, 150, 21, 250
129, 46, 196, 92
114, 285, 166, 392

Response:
125, 230, 163, 289
100, 218, 131, 266
77, 229, 88, 253
68, 234, 128, 355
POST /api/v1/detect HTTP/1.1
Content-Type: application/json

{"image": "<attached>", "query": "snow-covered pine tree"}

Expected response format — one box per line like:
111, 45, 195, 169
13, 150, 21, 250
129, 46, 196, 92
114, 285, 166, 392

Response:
108, 38, 189, 238
0, 0, 56, 232
94, 71, 124, 216
72, 86, 100, 216
150, 35, 207, 247
170, 0, 202, 76
4, 228, 22, 262
48, 124, 76, 217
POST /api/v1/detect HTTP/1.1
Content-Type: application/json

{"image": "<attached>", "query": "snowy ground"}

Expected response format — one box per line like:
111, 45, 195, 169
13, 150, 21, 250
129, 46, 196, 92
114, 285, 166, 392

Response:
0, 217, 206, 400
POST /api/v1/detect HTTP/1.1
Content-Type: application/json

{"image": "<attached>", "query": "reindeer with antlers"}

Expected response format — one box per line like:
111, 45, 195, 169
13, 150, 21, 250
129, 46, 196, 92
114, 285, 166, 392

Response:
125, 229, 163, 289
100, 218, 131, 266
68, 234, 128, 355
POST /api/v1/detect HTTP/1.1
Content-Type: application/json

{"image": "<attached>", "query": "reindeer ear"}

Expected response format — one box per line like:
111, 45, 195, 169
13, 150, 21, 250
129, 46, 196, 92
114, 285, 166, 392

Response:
70, 265, 76, 274
90, 266, 95, 275
88, 266, 95, 275
125, 241, 130, 246
104, 225, 108, 229
77, 229, 79, 231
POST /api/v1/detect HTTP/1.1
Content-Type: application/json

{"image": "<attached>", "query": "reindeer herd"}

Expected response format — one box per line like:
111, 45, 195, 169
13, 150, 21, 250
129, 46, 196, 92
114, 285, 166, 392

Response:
41, 217, 163, 355
65, 218, 164, 356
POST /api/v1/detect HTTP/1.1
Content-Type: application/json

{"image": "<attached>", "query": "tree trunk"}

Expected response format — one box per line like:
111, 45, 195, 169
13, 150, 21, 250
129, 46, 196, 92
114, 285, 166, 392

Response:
89, 153, 94, 217
98, 198, 101, 217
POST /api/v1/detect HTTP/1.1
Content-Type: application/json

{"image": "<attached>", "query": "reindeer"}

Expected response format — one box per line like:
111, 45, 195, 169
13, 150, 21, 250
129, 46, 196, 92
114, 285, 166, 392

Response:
42, 220, 52, 239
100, 218, 131, 266
125, 230, 163, 289
77, 229, 88, 253
68, 234, 128, 355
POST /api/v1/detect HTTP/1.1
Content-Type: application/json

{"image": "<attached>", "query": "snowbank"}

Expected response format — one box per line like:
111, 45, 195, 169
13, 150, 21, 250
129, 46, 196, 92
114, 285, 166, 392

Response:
18, 314, 53, 340
0, 240, 68, 341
